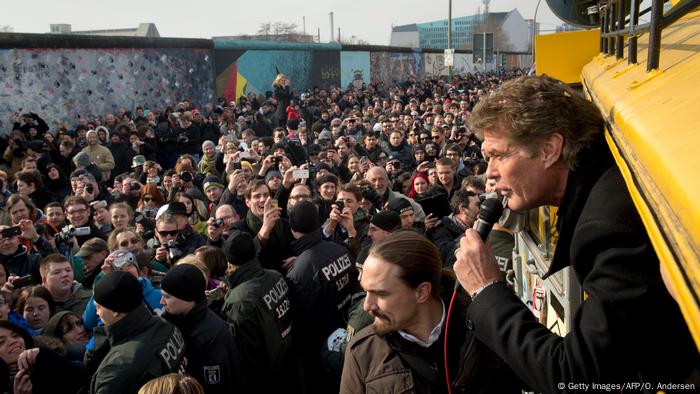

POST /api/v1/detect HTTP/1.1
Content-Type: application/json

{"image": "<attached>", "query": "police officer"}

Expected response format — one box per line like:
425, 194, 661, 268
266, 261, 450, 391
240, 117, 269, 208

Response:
90, 271, 186, 394
161, 264, 241, 393
220, 231, 299, 393
287, 201, 358, 393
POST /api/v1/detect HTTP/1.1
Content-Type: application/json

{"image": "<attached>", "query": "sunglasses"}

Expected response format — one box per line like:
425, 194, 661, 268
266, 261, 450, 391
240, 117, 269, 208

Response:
119, 238, 141, 248
157, 229, 179, 237
143, 196, 154, 202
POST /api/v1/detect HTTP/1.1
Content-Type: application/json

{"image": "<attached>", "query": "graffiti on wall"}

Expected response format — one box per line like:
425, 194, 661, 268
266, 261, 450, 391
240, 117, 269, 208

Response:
215, 49, 340, 103
0, 48, 214, 132
423, 53, 446, 77
340, 51, 370, 89
453, 53, 478, 76
369, 51, 423, 85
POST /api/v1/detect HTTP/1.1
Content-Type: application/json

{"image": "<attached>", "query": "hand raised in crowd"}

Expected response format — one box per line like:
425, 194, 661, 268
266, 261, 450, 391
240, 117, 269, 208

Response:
101, 252, 118, 275
1, 276, 24, 306
424, 213, 439, 231
259, 155, 274, 175
155, 244, 170, 265
17, 348, 40, 371
227, 170, 246, 195
282, 166, 297, 190
13, 367, 32, 394
416, 161, 431, 174
258, 197, 281, 241
18, 219, 39, 243
207, 217, 224, 241
171, 173, 182, 190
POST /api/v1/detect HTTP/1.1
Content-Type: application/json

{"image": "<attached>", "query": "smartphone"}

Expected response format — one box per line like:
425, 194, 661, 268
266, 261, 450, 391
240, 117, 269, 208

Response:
239, 151, 251, 159
10, 275, 34, 288
334, 200, 345, 212
293, 169, 309, 179
233, 162, 242, 170
270, 199, 279, 209
1, 226, 21, 238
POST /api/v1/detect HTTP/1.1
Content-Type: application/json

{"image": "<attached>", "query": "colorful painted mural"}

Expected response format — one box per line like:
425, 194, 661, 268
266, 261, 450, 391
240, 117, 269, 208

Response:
215, 46, 340, 103
369, 51, 423, 85
340, 51, 371, 89
0, 48, 213, 131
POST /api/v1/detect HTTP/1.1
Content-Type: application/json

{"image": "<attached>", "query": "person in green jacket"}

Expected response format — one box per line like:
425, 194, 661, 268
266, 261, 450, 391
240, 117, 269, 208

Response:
89, 271, 186, 394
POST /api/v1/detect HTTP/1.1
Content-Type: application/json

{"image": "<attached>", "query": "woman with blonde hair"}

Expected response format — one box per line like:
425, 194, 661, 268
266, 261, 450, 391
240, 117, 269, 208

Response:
272, 73, 293, 127
138, 373, 203, 394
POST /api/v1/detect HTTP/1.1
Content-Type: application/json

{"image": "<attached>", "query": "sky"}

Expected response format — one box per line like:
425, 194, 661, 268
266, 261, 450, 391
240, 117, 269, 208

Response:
3, 0, 566, 44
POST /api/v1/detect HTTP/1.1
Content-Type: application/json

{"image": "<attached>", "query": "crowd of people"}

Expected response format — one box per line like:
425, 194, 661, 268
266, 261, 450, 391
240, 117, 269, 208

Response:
0, 67, 695, 394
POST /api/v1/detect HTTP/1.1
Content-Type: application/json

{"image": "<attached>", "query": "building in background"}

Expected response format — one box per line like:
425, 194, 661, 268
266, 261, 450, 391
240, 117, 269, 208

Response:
390, 9, 530, 52
48, 23, 160, 38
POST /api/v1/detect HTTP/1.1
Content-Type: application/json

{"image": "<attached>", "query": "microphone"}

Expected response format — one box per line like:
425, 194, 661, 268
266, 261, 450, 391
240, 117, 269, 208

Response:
452, 197, 505, 292
474, 197, 505, 241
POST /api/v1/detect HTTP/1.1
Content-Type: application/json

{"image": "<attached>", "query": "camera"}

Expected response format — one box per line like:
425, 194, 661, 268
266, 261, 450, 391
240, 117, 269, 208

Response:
10, 275, 33, 288
213, 218, 224, 228
130, 182, 141, 191
334, 200, 345, 212
392, 161, 401, 170
112, 251, 136, 269
55, 225, 91, 245
1, 226, 21, 238
164, 240, 183, 260
85, 184, 95, 194
272, 156, 282, 164
179, 171, 193, 183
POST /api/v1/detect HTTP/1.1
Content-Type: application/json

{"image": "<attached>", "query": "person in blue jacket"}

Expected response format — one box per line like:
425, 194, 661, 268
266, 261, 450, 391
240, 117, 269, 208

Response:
83, 250, 163, 331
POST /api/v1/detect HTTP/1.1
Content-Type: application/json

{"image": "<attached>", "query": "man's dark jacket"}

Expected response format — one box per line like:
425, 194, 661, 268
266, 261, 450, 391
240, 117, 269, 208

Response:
466, 138, 699, 393
163, 300, 241, 393
221, 258, 297, 393
0, 245, 41, 284
231, 214, 294, 273
89, 304, 186, 394
287, 230, 358, 392
431, 215, 467, 266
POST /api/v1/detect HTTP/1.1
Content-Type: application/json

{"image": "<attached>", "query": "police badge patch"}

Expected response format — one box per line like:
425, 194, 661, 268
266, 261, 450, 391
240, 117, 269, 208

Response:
203, 365, 221, 384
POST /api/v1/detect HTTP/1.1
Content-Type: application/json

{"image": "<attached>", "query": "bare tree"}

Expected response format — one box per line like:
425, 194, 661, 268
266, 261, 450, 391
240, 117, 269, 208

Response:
257, 22, 272, 36
0, 25, 13, 33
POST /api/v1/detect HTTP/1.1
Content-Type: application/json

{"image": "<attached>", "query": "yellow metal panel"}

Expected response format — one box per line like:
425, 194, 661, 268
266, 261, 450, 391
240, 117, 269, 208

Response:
535, 29, 600, 83
582, 8, 700, 349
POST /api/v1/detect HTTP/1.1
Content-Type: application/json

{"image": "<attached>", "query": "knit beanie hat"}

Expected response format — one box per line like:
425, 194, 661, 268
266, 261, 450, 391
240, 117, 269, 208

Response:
289, 200, 319, 234
264, 170, 282, 183
73, 152, 91, 168
161, 264, 205, 302
94, 271, 143, 313
223, 230, 258, 265
370, 211, 401, 232
202, 176, 224, 192
388, 198, 413, 215
201, 140, 216, 150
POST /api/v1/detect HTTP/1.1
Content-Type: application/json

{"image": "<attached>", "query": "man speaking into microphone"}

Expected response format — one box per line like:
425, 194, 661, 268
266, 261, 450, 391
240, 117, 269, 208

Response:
453, 76, 697, 393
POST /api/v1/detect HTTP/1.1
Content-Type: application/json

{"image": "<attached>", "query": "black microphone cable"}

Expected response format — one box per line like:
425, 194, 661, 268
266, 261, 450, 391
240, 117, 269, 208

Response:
444, 197, 506, 394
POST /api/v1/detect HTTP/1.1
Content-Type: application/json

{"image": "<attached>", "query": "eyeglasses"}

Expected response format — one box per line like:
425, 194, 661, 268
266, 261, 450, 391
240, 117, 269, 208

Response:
143, 196, 154, 202
119, 238, 141, 248
431, 136, 442, 140
157, 229, 179, 237
290, 194, 312, 201
66, 208, 87, 215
